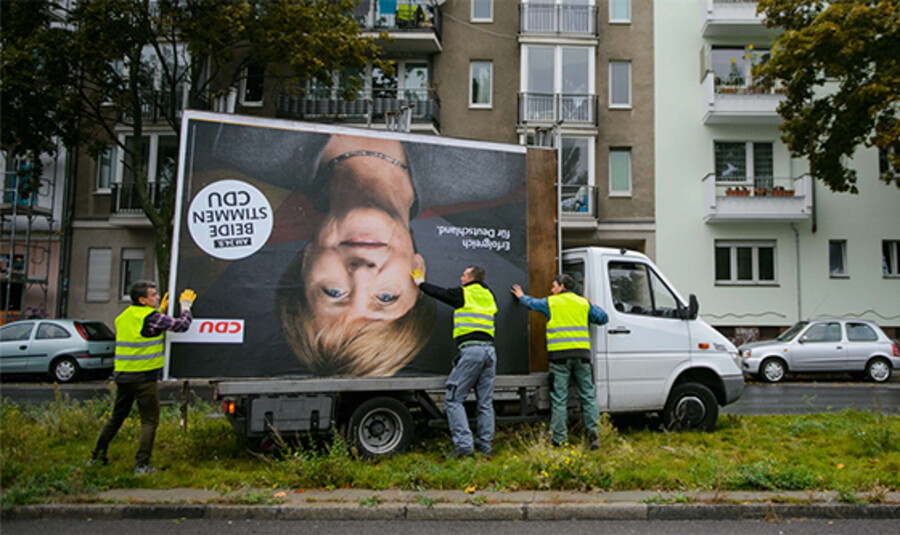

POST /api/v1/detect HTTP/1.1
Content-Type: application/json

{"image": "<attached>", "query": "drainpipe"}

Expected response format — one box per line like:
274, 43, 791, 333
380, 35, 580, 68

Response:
791, 223, 802, 321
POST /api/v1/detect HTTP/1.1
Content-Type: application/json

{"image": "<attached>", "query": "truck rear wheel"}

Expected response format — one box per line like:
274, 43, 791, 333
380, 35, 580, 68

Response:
349, 397, 413, 458
662, 383, 718, 432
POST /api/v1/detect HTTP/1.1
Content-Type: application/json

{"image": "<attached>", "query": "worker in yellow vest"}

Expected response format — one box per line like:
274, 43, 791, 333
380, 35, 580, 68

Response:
511, 274, 608, 449
413, 265, 497, 458
89, 280, 195, 475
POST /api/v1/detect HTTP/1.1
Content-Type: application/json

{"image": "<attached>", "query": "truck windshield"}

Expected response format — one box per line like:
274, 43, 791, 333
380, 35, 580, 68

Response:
777, 321, 808, 342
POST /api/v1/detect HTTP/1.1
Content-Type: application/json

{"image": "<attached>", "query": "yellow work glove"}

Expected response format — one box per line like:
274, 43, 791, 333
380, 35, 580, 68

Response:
158, 292, 169, 313
411, 269, 425, 286
179, 289, 197, 312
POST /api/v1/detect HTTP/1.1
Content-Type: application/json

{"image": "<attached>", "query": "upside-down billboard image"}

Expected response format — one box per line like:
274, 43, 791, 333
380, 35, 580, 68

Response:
167, 112, 529, 378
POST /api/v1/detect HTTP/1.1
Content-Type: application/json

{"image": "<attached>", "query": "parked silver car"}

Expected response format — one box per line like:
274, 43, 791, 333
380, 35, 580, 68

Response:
0, 319, 116, 383
740, 319, 900, 383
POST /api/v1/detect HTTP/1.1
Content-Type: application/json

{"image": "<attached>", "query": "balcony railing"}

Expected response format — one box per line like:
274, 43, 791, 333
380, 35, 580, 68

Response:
110, 182, 165, 214
702, 174, 813, 223
519, 2, 598, 37
702, 0, 780, 38
518, 92, 597, 126
355, 0, 442, 51
561, 184, 597, 218
702, 72, 785, 124
1, 172, 53, 216
275, 88, 441, 130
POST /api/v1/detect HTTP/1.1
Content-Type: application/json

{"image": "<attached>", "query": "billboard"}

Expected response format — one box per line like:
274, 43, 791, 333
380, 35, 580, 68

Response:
168, 112, 528, 378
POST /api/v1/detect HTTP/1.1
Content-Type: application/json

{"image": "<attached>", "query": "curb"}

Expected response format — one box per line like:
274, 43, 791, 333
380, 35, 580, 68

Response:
6, 502, 900, 521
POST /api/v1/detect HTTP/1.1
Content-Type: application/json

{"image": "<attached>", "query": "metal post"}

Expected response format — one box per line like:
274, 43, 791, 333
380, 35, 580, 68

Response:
556, 120, 563, 274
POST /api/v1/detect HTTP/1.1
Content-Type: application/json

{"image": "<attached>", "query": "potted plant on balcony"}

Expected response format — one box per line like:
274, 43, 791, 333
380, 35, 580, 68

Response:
726, 186, 750, 197
771, 185, 795, 197
754, 186, 768, 196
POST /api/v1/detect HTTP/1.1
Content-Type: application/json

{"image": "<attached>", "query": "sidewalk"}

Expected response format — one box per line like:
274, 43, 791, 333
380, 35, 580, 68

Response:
5, 488, 900, 521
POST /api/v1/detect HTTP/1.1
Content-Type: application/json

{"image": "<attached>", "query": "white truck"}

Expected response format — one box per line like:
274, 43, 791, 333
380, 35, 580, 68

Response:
167, 112, 744, 456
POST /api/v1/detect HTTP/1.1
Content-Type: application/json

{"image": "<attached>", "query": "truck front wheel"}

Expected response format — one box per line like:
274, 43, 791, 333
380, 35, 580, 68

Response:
349, 397, 413, 458
662, 383, 718, 432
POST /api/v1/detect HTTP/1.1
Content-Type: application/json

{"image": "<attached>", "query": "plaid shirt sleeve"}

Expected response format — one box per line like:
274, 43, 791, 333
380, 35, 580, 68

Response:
143, 310, 193, 337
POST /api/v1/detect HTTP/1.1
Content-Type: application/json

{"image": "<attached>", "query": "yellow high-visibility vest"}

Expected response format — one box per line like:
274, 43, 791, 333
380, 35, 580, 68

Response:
114, 305, 164, 373
546, 292, 591, 353
453, 284, 497, 339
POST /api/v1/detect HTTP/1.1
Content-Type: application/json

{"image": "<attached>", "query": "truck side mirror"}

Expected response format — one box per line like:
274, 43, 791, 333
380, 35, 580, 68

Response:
678, 294, 700, 320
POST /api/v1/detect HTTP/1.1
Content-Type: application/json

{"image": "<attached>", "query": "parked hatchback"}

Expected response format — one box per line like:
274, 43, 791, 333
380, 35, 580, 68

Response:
0, 319, 116, 383
740, 319, 899, 383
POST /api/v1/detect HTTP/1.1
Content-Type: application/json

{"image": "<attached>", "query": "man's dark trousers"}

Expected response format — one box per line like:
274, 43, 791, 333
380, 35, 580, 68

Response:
93, 381, 159, 466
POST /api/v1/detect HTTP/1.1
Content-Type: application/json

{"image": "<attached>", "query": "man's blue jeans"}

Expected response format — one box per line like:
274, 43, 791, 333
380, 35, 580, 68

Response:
445, 343, 496, 454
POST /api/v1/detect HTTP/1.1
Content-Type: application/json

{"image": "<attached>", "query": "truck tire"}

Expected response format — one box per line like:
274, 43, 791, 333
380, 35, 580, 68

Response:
349, 396, 413, 458
662, 383, 718, 432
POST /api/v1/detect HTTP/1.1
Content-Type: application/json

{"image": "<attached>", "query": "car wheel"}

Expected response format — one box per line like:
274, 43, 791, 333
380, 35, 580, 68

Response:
661, 383, 718, 432
760, 358, 786, 383
865, 358, 892, 383
51, 357, 80, 383
349, 396, 413, 458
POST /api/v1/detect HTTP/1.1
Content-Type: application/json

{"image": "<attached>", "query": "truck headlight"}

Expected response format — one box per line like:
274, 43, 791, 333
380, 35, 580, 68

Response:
730, 350, 742, 369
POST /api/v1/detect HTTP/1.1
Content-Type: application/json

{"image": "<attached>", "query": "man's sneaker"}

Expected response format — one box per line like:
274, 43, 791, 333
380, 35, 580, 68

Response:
444, 448, 474, 459
87, 454, 109, 467
134, 465, 157, 476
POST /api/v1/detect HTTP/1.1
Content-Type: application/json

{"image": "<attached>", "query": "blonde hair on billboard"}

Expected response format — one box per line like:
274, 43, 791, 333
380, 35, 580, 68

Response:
276, 248, 436, 377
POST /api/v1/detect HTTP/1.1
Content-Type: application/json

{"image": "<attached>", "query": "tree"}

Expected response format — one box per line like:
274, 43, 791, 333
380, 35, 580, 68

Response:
5, 0, 384, 292
1, 2, 81, 182
755, 0, 900, 193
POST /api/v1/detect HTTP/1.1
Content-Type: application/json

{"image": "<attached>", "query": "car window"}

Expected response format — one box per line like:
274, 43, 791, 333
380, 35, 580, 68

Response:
0, 322, 35, 342
563, 260, 586, 296
77, 321, 116, 341
777, 321, 808, 342
36, 323, 72, 340
609, 261, 681, 318
846, 323, 878, 342
803, 322, 842, 343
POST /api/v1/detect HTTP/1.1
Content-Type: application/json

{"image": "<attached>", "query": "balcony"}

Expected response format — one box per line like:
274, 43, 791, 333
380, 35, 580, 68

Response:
560, 184, 598, 229
518, 93, 597, 126
702, 174, 813, 223
109, 182, 165, 226
355, 0, 442, 53
275, 88, 441, 132
701, 0, 779, 38
702, 72, 785, 124
519, 2, 598, 37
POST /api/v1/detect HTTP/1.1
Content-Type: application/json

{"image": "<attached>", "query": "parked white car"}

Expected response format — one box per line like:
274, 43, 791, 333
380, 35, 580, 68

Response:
740, 319, 899, 383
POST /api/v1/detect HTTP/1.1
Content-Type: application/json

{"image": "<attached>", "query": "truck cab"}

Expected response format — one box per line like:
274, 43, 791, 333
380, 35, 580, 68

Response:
564, 247, 744, 430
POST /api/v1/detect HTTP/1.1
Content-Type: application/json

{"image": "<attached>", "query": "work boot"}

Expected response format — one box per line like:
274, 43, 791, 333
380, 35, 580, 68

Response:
589, 433, 600, 451
444, 448, 474, 459
134, 464, 157, 476
87, 454, 109, 467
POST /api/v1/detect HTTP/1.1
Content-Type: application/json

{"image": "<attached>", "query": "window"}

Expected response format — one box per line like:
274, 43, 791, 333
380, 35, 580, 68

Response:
884, 240, 900, 277
522, 45, 595, 122
240, 62, 264, 106
609, 261, 682, 318
116, 133, 178, 210
846, 323, 878, 342
829, 240, 847, 277
609, 0, 630, 22
471, 0, 492, 22
609, 61, 631, 107
711, 45, 769, 88
86, 248, 112, 302
120, 248, 145, 300
470, 61, 492, 108
714, 141, 774, 186
609, 149, 631, 195
715, 241, 776, 285
803, 322, 841, 343
37, 323, 71, 340
560, 137, 595, 213
96, 146, 115, 191
563, 260, 586, 296
0, 322, 34, 342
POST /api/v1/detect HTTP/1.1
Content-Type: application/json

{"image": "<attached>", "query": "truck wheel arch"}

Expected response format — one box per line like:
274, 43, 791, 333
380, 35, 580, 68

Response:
669, 367, 726, 406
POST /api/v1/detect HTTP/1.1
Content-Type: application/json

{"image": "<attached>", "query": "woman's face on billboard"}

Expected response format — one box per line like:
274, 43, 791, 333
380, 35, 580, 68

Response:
301, 141, 424, 330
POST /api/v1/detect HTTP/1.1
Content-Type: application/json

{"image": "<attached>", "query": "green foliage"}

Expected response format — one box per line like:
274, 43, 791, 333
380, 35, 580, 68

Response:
358, 494, 384, 507
755, 0, 900, 192
731, 459, 820, 490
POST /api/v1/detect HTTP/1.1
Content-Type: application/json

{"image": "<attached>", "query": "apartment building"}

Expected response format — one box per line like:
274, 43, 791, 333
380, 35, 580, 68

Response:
64, 0, 655, 323
654, 0, 900, 340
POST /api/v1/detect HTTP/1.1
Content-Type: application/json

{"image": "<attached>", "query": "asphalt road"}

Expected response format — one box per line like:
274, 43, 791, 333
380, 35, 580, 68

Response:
1, 375, 899, 415
4, 519, 900, 535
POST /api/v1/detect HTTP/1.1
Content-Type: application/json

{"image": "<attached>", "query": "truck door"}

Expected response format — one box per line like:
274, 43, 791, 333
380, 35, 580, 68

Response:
605, 259, 690, 411
563, 257, 609, 411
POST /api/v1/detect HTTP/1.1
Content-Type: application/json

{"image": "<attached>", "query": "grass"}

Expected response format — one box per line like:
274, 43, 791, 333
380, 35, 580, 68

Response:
2, 393, 899, 509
